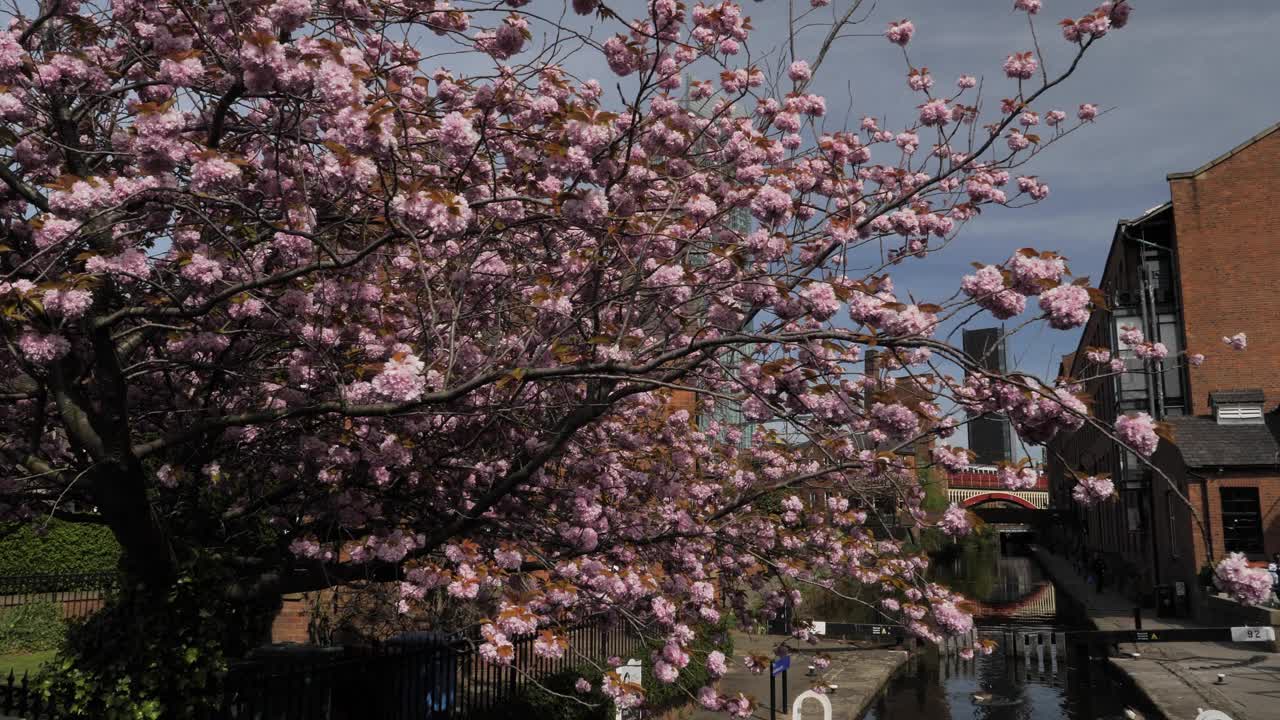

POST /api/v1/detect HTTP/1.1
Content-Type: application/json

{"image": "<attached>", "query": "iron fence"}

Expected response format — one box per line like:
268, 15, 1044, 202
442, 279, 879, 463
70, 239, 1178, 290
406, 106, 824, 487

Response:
0, 615, 644, 719
0, 573, 118, 620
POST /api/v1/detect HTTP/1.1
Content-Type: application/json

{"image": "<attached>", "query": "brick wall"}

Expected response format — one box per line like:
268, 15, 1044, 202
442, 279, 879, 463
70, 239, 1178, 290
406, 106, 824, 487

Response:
1170, 127, 1280, 415
1189, 472, 1280, 565
271, 592, 314, 643
668, 389, 698, 417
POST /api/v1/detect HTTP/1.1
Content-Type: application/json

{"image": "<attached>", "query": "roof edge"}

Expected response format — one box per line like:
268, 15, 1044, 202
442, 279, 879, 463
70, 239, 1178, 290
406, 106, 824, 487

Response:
1167, 121, 1280, 180
1118, 201, 1172, 227
1061, 205, 1171, 372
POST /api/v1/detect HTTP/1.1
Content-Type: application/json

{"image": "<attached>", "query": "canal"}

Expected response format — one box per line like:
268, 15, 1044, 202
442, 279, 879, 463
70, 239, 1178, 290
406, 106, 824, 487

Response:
857, 536, 1157, 720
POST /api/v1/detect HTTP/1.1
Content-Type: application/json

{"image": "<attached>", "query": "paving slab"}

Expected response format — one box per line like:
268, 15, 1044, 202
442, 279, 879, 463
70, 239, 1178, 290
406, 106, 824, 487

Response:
690, 632, 909, 720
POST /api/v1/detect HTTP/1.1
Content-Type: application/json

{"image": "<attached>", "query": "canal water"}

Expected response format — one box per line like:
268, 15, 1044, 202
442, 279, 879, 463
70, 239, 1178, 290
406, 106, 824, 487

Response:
859, 537, 1157, 720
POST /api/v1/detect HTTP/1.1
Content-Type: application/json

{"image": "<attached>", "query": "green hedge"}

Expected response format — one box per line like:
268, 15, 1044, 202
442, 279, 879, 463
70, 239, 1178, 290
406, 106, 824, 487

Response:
0, 521, 120, 577
642, 619, 733, 713
0, 602, 65, 654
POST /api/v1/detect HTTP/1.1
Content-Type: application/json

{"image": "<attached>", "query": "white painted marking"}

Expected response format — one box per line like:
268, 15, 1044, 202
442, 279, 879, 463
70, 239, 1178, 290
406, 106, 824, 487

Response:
792, 689, 833, 719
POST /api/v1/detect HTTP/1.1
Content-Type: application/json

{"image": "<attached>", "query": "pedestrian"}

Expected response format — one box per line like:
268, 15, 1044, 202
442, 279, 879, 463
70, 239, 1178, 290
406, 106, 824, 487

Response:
1091, 555, 1108, 594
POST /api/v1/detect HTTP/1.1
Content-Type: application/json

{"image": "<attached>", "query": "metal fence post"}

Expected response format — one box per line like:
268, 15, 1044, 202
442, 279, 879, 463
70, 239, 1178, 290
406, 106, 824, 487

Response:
769, 672, 776, 720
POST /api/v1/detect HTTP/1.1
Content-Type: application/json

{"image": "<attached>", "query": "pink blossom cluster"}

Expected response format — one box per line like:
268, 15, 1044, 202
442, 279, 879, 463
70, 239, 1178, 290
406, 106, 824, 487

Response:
1118, 324, 1144, 346
372, 352, 426, 402
84, 249, 151, 283
1006, 251, 1066, 295
1063, 3, 1129, 43
961, 265, 1026, 319
1016, 175, 1050, 200
1003, 52, 1038, 80
885, 20, 915, 46
1223, 333, 1247, 351
931, 600, 973, 636
1212, 553, 1273, 606
871, 402, 920, 441
1115, 412, 1160, 457
998, 466, 1039, 491
1133, 341, 1167, 361
931, 445, 971, 472
907, 69, 933, 92
1071, 475, 1114, 506
1039, 284, 1091, 329
392, 190, 473, 236
42, 288, 94, 320
957, 377, 1087, 444
478, 624, 514, 665
938, 504, 971, 537
918, 99, 950, 127
17, 332, 72, 365
190, 157, 243, 194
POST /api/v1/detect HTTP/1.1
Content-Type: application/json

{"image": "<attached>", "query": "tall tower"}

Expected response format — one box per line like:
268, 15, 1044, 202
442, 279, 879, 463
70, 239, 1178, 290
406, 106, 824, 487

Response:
962, 328, 1013, 465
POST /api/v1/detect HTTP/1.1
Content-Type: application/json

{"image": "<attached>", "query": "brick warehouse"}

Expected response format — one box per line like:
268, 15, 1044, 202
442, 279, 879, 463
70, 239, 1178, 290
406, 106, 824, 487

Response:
1046, 121, 1280, 614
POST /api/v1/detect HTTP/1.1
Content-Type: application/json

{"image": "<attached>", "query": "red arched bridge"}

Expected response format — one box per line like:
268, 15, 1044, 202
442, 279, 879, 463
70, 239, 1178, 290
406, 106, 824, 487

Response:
946, 466, 1048, 528
946, 466, 1049, 510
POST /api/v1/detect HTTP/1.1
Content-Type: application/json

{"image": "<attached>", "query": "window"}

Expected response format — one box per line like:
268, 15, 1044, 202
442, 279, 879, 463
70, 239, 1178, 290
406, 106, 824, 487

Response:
1220, 487, 1264, 555
1142, 249, 1174, 304
1157, 315, 1184, 407
1166, 491, 1179, 559
1114, 315, 1148, 405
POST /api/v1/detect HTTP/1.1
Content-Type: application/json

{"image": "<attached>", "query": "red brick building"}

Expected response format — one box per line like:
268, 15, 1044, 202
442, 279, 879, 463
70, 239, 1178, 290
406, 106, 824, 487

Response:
1047, 122, 1280, 609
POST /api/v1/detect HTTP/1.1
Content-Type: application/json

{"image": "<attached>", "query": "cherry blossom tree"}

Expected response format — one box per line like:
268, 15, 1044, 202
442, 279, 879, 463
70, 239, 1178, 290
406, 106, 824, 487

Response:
0, 0, 1173, 713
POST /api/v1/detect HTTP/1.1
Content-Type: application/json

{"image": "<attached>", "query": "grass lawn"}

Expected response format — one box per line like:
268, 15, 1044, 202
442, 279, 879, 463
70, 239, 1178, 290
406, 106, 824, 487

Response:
0, 650, 56, 678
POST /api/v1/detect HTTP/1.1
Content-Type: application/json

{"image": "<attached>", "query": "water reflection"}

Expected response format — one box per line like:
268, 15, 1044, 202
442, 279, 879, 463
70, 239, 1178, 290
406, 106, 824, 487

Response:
863, 647, 1146, 720
858, 538, 1153, 720
932, 539, 1057, 625
805, 535, 1057, 626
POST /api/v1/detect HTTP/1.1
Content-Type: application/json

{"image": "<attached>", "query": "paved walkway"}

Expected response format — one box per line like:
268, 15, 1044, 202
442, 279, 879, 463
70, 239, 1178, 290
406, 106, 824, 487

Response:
690, 632, 908, 720
1033, 546, 1279, 720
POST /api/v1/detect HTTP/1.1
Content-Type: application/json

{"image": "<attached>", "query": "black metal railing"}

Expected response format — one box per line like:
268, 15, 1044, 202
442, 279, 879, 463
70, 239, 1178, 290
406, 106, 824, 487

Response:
0, 573, 118, 620
0, 615, 644, 719
213, 617, 644, 719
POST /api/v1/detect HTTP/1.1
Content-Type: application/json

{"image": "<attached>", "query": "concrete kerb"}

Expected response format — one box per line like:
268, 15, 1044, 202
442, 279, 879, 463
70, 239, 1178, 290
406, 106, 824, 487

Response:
689, 632, 909, 720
